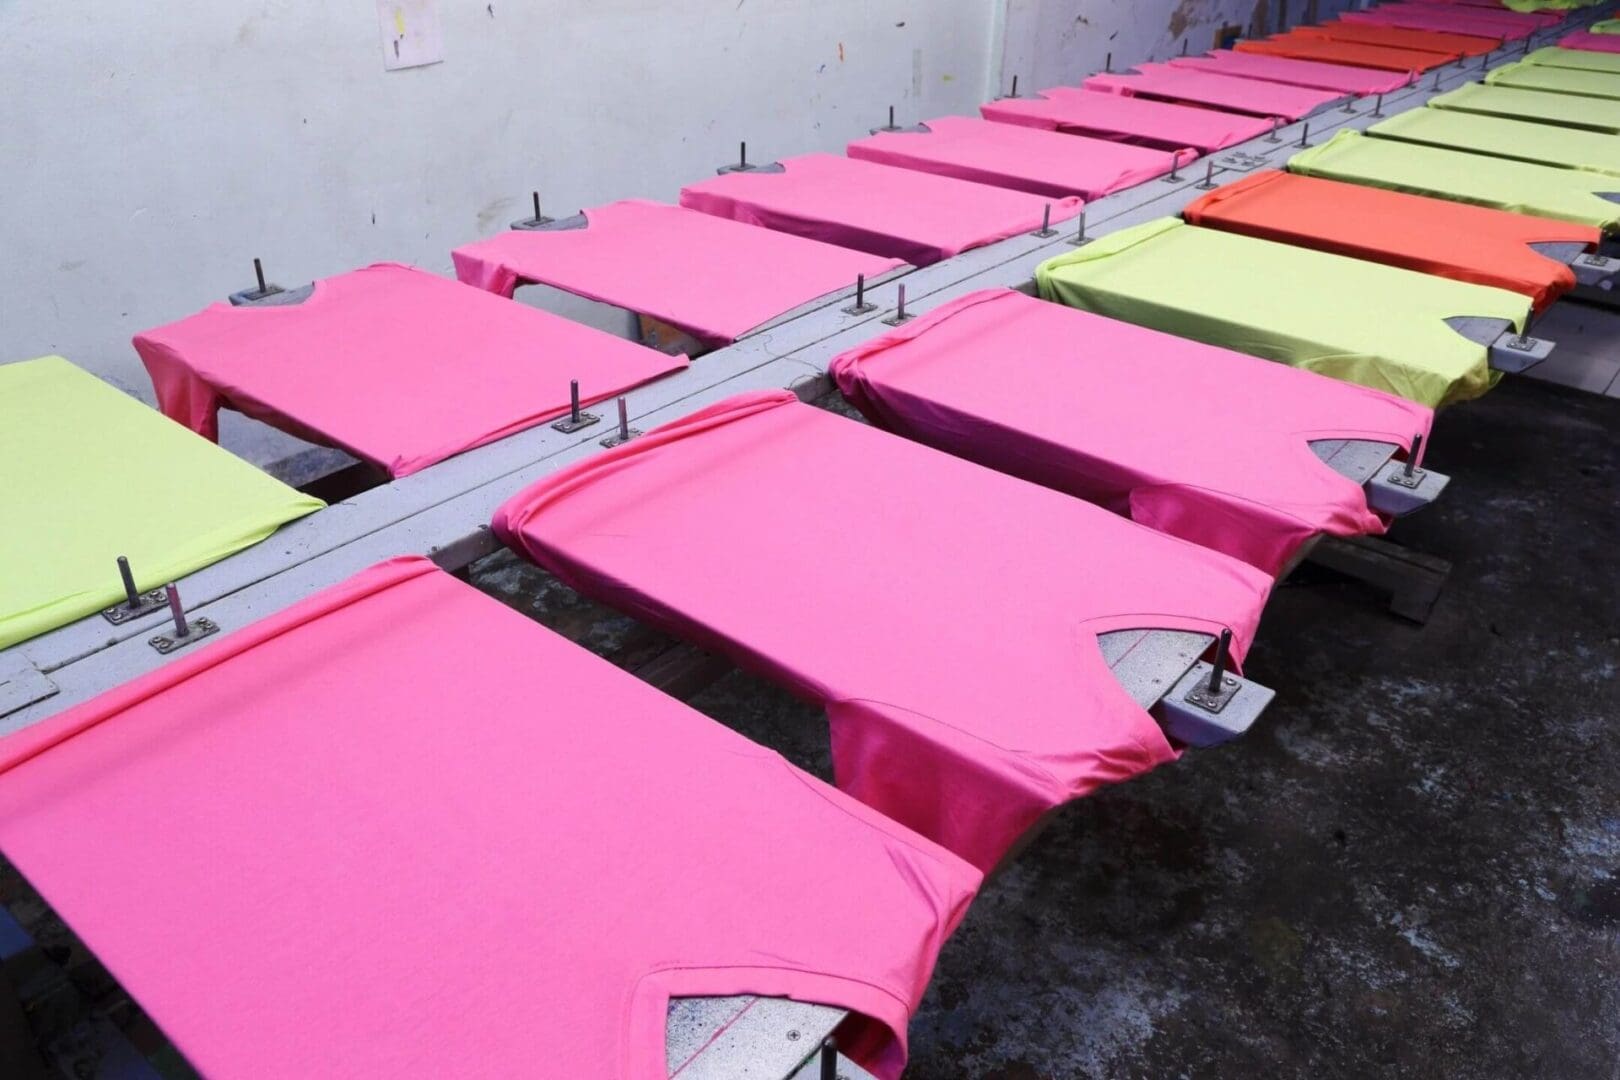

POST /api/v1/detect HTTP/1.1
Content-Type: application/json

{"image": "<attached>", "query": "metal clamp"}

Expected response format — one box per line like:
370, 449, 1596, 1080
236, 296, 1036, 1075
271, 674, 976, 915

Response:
1367, 434, 1449, 516
842, 273, 878, 315
1153, 628, 1274, 747
1571, 252, 1620, 288
551, 380, 600, 434
881, 284, 914, 327
1031, 204, 1058, 237
600, 397, 641, 448
1488, 330, 1554, 374
147, 584, 219, 654
1066, 212, 1091, 247
102, 556, 170, 624
717, 141, 784, 175
228, 257, 282, 305
1158, 652, 1275, 749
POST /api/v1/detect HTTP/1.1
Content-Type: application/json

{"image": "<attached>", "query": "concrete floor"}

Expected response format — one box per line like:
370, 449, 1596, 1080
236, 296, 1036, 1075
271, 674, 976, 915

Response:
4, 326, 1618, 1077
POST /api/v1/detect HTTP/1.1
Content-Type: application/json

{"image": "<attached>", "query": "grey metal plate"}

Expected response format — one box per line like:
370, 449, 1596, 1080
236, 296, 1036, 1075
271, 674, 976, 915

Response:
0, 654, 57, 719
1311, 439, 1398, 486
1531, 241, 1590, 265
1368, 459, 1451, 517
1444, 315, 1517, 348
230, 283, 315, 307
668, 996, 842, 1079
1098, 629, 1212, 709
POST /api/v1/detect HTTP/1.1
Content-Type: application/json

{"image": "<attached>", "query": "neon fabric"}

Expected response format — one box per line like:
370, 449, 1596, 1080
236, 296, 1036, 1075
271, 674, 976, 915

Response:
1560, 30, 1620, 52
828, 288, 1433, 577
1488, 58, 1620, 96
678, 153, 1081, 268
1341, 6, 1536, 38
1295, 21, 1497, 56
449, 201, 902, 348
493, 391, 1273, 873
1525, 45, 1620, 70
1035, 217, 1529, 408
846, 115, 1192, 200
133, 263, 686, 478
1183, 169, 1598, 311
1359, 2, 1565, 28
979, 85, 1274, 153
1169, 49, 1416, 94
0, 357, 321, 650
1082, 63, 1346, 119
1289, 130, 1620, 231
0, 557, 980, 1080
1371, 105, 1620, 177
1236, 34, 1449, 72
1430, 80, 1620, 131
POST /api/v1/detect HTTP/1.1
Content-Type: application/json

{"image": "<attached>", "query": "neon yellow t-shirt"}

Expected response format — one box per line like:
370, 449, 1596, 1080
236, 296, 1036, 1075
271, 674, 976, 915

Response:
1035, 217, 1528, 409
0, 357, 323, 649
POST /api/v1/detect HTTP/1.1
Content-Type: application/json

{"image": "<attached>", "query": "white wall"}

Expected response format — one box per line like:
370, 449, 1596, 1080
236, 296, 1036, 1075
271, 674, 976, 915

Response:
2, 0, 1355, 466
998, 0, 1361, 95
0, 0, 996, 447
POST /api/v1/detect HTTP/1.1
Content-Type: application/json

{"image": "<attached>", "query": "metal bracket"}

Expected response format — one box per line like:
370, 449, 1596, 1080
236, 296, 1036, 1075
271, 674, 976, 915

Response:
718, 162, 785, 175
102, 588, 169, 624
230, 283, 313, 307
1571, 252, 1620, 288
1367, 459, 1450, 517
869, 123, 931, 135
551, 411, 599, 434
1489, 331, 1554, 374
1184, 670, 1239, 713
599, 397, 641, 448
1212, 150, 1270, 172
512, 212, 588, 233
148, 617, 219, 655
1158, 662, 1274, 747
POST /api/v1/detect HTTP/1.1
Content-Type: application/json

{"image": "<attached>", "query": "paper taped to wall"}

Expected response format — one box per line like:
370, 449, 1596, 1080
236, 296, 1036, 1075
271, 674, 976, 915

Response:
377, 0, 444, 71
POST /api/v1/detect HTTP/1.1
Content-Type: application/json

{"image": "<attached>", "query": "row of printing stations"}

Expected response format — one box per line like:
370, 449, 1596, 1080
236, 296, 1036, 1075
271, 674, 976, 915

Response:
2, 0, 1617, 1076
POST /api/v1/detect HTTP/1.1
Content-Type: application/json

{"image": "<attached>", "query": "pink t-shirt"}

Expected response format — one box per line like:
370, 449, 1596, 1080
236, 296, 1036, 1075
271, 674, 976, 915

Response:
828, 288, 1434, 576
981, 85, 1276, 153
678, 153, 1081, 267
0, 557, 980, 1079
493, 391, 1273, 873
450, 200, 905, 347
1169, 50, 1415, 95
1340, 6, 1537, 39
1084, 63, 1347, 120
1559, 31, 1620, 55
846, 114, 1193, 201
134, 263, 687, 477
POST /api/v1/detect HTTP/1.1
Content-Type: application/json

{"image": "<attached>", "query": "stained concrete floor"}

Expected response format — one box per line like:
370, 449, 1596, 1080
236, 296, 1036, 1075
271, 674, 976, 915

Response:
4, 342, 1618, 1078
